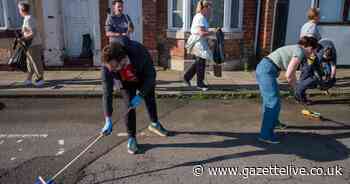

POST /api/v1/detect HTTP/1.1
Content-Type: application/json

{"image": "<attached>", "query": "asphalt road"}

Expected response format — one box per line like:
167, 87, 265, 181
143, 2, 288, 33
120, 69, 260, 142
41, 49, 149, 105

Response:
0, 96, 349, 184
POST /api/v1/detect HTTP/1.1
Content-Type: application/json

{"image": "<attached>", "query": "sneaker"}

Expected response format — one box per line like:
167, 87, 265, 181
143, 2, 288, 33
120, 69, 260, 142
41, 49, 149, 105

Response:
148, 122, 169, 137
34, 79, 45, 87
258, 137, 280, 144
23, 80, 32, 86
184, 78, 192, 87
275, 120, 288, 130
127, 137, 139, 154
197, 83, 208, 91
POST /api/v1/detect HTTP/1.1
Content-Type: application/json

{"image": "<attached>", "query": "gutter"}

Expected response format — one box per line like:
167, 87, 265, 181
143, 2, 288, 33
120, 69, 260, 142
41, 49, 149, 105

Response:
254, 0, 262, 55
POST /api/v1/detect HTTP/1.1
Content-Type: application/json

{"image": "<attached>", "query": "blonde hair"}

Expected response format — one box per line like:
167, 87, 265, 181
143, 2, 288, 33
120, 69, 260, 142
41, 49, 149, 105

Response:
307, 8, 320, 21
196, 0, 211, 13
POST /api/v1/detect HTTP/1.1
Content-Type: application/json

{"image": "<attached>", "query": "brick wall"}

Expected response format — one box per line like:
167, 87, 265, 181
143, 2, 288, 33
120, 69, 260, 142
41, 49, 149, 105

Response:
0, 49, 11, 65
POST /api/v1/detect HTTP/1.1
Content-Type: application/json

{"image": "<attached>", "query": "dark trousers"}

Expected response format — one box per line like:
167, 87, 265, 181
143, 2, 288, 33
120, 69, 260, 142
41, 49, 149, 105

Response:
122, 86, 159, 138
184, 57, 206, 85
296, 64, 318, 100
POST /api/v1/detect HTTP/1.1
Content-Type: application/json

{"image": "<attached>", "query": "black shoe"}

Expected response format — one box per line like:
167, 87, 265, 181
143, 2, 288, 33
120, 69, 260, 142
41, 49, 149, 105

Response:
197, 83, 208, 91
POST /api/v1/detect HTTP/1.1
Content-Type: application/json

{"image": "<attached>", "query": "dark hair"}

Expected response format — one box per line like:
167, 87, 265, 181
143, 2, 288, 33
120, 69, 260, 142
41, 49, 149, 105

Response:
112, 0, 124, 5
102, 42, 127, 64
298, 36, 319, 49
19, 2, 30, 13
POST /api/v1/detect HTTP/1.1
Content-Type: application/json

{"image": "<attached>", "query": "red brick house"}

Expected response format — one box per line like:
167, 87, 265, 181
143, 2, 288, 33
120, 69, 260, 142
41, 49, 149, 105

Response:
1, 0, 348, 70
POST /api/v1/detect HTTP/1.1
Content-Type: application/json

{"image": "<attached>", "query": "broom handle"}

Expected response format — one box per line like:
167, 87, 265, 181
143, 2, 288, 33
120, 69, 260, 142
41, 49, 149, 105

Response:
51, 133, 104, 180
51, 107, 133, 180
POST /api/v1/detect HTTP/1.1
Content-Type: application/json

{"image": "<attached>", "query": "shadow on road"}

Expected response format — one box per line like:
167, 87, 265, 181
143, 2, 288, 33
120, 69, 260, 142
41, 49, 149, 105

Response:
94, 130, 350, 184
0, 102, 5, 110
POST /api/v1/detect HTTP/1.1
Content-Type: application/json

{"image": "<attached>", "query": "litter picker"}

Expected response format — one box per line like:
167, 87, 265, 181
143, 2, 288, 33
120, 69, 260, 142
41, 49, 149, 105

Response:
35, 107, 133, 184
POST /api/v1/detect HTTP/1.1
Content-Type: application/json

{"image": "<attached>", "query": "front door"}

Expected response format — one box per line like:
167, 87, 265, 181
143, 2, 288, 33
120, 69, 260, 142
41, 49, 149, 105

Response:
62, 0, 92, 57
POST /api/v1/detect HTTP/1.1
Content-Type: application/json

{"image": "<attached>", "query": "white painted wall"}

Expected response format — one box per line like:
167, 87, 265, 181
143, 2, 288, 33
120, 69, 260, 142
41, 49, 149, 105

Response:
42, 0, 101, 66
285, 0, 350, 65
285, 0, 312, 45
319, 26, 350, 65
41, 0, 64, 66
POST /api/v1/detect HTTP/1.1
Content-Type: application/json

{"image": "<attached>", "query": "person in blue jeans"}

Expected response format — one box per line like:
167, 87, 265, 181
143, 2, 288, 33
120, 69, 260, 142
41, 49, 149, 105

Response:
256, 36, 318, 144
100, 41, 168, 154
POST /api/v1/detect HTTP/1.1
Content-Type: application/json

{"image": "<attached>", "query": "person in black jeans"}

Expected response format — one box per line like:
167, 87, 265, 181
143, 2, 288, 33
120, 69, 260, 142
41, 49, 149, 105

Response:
184, 57, 206, 90
101, 41, 168, 155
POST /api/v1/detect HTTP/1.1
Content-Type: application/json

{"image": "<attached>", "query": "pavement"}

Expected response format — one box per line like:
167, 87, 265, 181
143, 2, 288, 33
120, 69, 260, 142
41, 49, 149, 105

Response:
0, 68, 349, 98
0, 97, 350, 184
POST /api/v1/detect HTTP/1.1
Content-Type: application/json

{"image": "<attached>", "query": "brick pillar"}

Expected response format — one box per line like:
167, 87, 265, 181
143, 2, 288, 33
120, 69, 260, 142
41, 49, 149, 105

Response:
143, 0, 158, 62
100, 0, 109, 51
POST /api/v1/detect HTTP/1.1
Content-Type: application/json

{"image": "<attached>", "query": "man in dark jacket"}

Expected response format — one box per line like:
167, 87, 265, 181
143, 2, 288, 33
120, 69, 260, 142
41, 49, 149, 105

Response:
101, 41, 168, 154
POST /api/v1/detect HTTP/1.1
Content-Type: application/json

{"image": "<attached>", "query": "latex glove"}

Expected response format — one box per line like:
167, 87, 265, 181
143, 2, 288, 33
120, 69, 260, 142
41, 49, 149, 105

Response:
129, 95, 143, 109
101, 117, 113, 135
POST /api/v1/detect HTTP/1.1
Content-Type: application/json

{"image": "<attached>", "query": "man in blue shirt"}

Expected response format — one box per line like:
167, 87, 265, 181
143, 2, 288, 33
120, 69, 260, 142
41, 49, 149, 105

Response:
105, 0, 134, 44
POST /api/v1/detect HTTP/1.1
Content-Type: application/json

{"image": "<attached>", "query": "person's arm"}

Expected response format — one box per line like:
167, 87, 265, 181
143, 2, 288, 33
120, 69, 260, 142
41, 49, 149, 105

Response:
331, 47, 337, 79
197, 27, 211, 37
105, 15, 121, 37
286, 57, 301, 89
22, 17, 36, 40
101, 68, 114, 117
125, 14, 134, 35
331, 64, 336, 79
107, 31, 121, 37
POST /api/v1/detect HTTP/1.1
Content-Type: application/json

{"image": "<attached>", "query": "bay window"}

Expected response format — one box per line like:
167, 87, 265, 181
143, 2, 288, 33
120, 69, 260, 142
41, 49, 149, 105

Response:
168, 0, 243, 32
0, 0, 23, 30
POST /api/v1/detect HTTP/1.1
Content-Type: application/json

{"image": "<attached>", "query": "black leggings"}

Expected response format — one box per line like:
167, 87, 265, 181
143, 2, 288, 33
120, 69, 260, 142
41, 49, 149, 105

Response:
122, 87, 159, 138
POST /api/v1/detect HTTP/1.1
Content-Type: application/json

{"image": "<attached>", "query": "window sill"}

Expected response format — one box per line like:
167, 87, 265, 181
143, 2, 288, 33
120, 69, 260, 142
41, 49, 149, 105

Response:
319, 22, 350, 26
166, 29, 244, 40
0, 29, 19, 39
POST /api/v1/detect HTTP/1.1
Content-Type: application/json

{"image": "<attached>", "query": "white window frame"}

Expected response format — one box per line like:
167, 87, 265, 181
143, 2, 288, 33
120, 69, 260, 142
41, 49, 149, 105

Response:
0, 0, 22, 30
0, 0, 10, 30
167, 0, 244, 32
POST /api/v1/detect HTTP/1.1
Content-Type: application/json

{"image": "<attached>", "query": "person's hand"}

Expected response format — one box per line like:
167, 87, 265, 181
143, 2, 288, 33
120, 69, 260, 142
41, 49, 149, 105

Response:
101, 118, 113, 135
129, 95, 143, 109
122, 33, 128, 36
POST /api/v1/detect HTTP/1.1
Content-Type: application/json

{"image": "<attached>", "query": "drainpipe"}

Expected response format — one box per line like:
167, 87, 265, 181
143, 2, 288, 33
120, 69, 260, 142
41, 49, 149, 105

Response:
254, 0, 262, 56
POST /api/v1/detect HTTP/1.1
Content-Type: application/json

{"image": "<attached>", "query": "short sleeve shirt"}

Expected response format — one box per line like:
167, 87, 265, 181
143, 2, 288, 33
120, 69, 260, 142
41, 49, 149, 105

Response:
105, 13, 130, 34
22, 15, 42, 46
191, 13, 209, 35
268, 45, 306, 71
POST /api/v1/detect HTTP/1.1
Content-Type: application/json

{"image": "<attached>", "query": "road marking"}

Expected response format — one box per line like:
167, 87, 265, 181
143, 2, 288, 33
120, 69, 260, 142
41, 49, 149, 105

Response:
16, 139, 23, 143
58, 139, 65, 146
117, 133, 128, 137
56, 148, 65, 156
0, 134, 48, 139
0, 140, 4, 145
10, 157, 16, 161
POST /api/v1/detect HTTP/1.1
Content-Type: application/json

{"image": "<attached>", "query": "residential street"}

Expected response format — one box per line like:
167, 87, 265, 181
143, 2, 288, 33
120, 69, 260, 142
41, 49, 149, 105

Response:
0, 96, 349, 184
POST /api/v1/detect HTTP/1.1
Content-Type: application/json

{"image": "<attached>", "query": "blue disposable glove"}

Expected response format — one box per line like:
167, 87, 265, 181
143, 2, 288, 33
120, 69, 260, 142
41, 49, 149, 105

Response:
129, 95, 143, 109
101, 117, 113, 135
35, 177, 55, 184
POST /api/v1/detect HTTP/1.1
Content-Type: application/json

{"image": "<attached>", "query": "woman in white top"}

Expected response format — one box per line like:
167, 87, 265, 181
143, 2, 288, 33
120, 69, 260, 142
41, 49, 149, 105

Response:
184, 0, 213, 91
